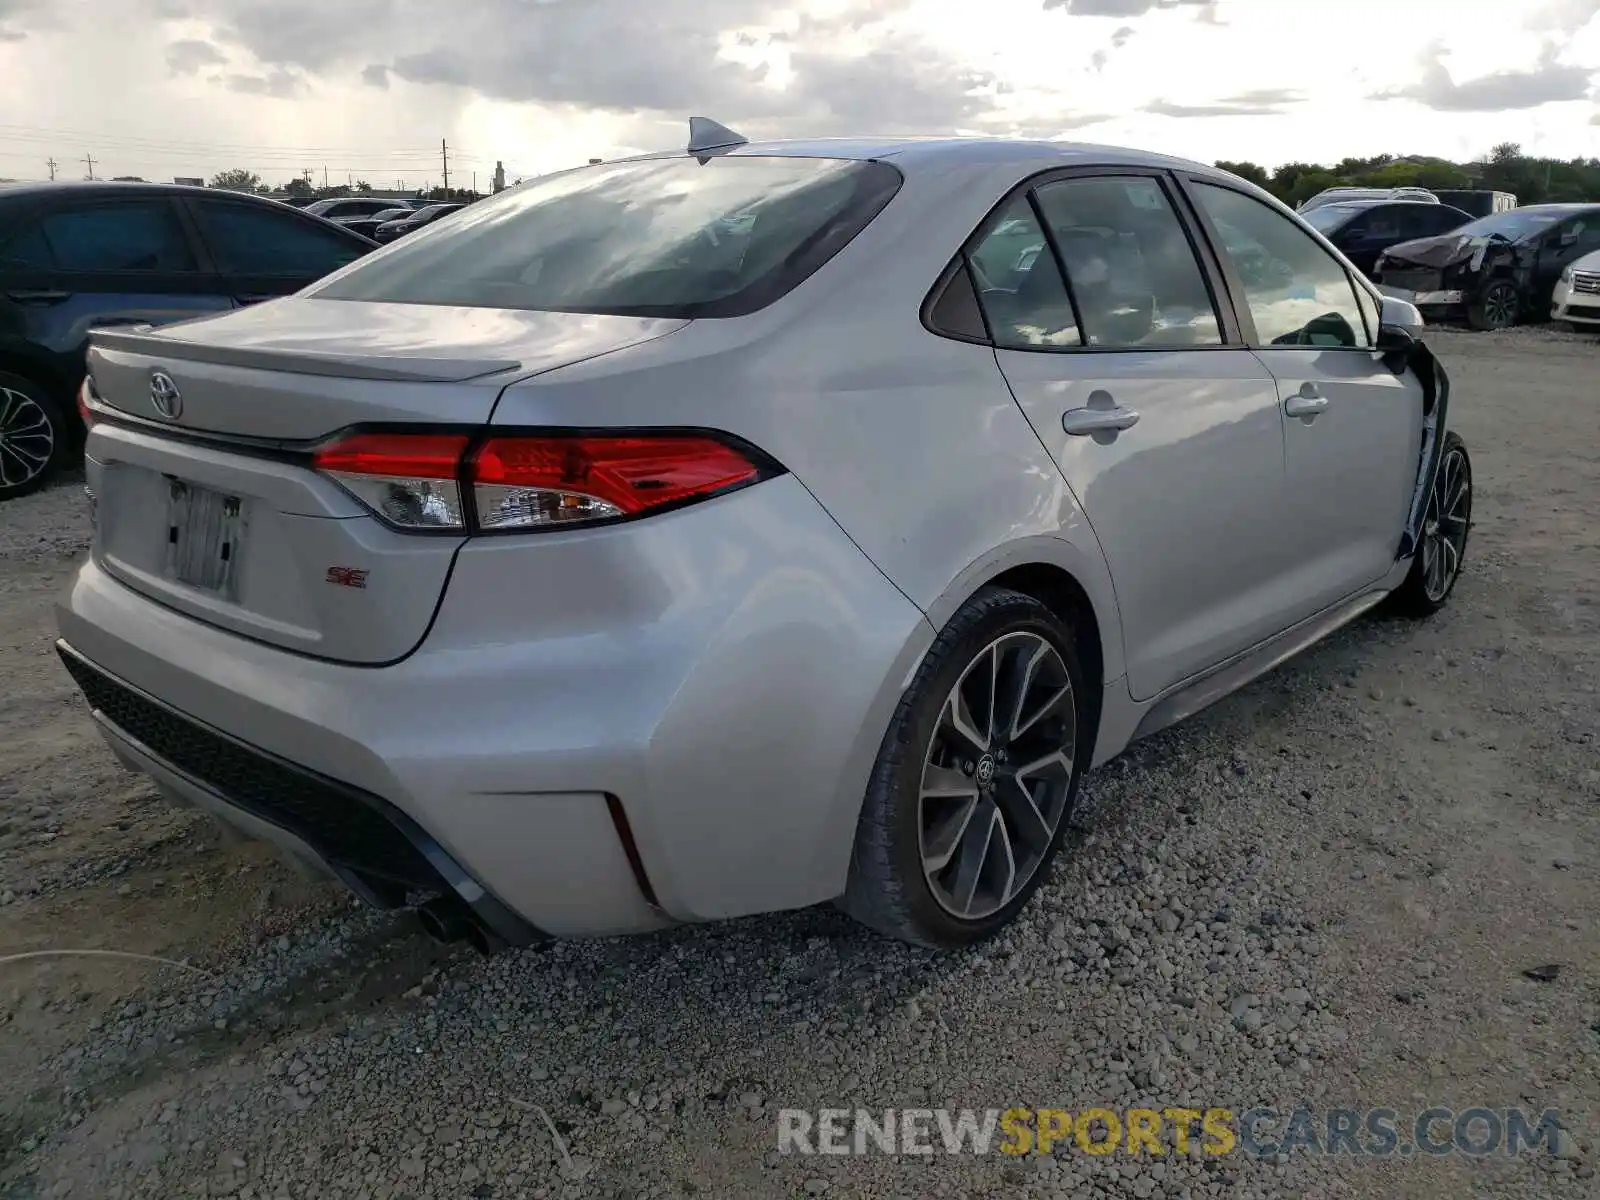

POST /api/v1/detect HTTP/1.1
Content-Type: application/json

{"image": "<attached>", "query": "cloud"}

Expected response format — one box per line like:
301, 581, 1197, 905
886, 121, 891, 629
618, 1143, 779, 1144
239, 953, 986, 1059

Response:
149, 0, 993, 136
1111, 24, 1136, 45
1376, 42, 1595, 111
1522, 0, 1600, 32
166, 37, 226, 74
215, 67, 302, 99
0, 0, 43, 39
1042, 0, 1211, 14
1144, 88, 1306, 117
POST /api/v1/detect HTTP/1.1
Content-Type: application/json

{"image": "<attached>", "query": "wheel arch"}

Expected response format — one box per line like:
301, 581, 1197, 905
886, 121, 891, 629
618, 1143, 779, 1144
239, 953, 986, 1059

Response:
0, 343, 77, 402
921, 535, 1125, 701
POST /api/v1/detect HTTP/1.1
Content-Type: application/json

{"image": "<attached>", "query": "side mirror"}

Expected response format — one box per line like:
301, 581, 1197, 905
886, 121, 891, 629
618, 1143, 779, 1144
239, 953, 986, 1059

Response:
1379, 293, 1425, 332
1560, 229, 1580, 247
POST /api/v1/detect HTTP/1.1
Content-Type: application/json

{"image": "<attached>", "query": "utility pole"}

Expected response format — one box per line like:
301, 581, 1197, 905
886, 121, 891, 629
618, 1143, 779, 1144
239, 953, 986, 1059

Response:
471, 170, 477, 196
323, 164, 329, 189
441, 139, 450, 196
46, 157, 57, 181
83, 153, 96, 181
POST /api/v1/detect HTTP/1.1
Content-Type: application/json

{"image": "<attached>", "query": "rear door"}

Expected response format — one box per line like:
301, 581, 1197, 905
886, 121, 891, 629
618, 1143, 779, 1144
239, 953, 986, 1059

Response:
1182, 178, 1419, 620
0, 196, 230, 370
979, 169, 1296, 701
185, 196, 372, 305
1335, 205, 1404, 277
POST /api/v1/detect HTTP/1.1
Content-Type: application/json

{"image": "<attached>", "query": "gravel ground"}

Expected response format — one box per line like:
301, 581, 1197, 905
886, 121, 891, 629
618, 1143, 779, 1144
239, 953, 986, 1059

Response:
1, 327, 1596, 1199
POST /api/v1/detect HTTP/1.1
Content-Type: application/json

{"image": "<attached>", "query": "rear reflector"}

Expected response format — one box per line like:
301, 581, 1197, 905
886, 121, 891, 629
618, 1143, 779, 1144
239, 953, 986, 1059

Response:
471, 435, 762, 531
78, 377, 100, 429
311, 429, 769, 534
313, 432, 471, 530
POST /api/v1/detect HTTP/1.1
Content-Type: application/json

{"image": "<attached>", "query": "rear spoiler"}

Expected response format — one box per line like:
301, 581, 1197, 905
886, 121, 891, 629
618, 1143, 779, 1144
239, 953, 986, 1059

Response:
89, 326, 521, 384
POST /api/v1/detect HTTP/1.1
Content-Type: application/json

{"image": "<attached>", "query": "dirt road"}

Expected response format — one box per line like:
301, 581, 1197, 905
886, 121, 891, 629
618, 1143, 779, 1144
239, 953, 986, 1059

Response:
1, 327, 1595, 1199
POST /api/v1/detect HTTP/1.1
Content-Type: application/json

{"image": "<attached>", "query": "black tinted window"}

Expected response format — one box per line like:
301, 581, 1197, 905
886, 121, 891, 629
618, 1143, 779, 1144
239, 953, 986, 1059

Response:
969, 197, 1080, 349
313, 156, 902, 318
1035, 176, 1222, 347
196, 202, 367, 276
0, 222, 55, 268
10, 202, 196, 272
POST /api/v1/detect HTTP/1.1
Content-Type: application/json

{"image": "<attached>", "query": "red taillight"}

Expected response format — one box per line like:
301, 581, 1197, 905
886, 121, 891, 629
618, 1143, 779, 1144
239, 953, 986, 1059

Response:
77, 377, 99, 429
313, 432, 471, 531
470, 435, 762, 531
312, 430, 767, 533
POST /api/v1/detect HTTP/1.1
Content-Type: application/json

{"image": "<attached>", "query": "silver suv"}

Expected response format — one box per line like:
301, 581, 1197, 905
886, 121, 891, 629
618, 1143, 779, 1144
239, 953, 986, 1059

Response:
58, 128, 1471, 950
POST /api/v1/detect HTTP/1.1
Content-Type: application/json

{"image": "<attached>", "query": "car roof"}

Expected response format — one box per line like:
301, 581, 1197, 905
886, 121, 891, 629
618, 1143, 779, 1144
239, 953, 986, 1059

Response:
626, 136, 1224, 178
0, 180, 290, 203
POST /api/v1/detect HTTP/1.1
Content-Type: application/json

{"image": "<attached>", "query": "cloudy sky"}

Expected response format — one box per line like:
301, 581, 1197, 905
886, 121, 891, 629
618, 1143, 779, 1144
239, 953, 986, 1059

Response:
1, 0, 1597, 188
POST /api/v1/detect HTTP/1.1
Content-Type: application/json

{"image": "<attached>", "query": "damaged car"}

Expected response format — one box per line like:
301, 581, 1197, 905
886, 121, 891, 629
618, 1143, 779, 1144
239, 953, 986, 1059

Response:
1372, 203, 1600, 330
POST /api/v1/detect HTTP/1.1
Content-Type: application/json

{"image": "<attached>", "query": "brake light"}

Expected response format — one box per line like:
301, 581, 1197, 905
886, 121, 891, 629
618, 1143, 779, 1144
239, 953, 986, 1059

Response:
77, 377, 100, 429
471, 435, 762, 530
311, 430, 770, 533
313, 432, 471, 530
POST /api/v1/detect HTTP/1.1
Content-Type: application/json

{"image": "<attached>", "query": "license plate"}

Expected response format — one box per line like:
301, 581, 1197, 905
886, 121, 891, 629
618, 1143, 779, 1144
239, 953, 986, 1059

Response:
164, 479, 244, 596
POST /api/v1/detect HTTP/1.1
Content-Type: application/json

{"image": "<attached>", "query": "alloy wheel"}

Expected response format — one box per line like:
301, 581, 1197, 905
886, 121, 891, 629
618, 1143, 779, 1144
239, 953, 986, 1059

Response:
0, 386, 56, 491
918, 631, 1077, 920
1482, 284, 1517, 329
1421, 445, 1471, 603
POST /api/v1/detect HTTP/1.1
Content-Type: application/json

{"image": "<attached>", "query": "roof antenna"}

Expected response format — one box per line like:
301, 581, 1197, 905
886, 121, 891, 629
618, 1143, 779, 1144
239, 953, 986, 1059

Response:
687, 116, 748, 158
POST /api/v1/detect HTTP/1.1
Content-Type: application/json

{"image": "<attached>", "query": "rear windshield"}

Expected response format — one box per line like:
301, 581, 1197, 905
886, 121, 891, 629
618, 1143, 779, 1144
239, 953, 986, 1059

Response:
312, 155, 903, 318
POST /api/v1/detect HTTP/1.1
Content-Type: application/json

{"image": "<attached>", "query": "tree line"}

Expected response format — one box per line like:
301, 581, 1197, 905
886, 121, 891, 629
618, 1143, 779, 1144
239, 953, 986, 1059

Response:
1214, 143, 1600, 209
206, 168, 477, 203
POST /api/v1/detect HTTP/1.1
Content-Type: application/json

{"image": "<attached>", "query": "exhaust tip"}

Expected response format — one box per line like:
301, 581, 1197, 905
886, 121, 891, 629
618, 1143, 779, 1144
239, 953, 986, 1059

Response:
415, 896, 508, 956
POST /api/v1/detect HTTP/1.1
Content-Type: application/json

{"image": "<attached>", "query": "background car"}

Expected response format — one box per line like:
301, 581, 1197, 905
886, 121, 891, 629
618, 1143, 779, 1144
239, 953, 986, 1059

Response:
1298, 185, 1439, 212
0, 181, 376, 498
60, 137, 1469, 954
372, 202, 466, 242
1373, 202, 1600, 329
304, 196, 416, 223
334, 206, 418, 240
1301, 199, 1473, 278
1550, 247, 1600, 330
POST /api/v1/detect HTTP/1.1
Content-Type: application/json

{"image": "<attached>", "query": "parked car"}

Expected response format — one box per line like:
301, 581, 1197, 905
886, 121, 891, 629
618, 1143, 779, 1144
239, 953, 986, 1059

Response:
373, 202, 465, 242
304, 197, 415, 223
0, 181, 377, 498
1550, 247, 1600, 330
1373, 203, 1600, 329
59, 132, 1470, 952
333, 207, 419, 240
1430, 189, 1518, 218
1301, 199, 1473, 278
1299, 186, 1439, 212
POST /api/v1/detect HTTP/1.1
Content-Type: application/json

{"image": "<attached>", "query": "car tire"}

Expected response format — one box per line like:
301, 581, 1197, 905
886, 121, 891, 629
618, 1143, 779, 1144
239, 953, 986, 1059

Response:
839, 586, 1091, 949
1387, 432, 1471, 618
0, 371, 71, 501
1467, 281, 1519, 331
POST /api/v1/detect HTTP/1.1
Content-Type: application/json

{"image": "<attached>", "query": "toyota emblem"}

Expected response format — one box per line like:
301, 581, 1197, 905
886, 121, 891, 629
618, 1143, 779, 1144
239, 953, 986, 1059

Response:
149, 371, 182, 420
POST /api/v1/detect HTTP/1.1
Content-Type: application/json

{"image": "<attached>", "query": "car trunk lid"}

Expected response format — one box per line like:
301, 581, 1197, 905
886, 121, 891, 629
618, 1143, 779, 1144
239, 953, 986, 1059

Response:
82, 298, 686, 663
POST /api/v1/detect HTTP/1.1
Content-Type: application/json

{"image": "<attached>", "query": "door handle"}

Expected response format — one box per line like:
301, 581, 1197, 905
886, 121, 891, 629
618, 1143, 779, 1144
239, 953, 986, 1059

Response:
6, 289, 72, 304
1283, 383, 1329, 421
1062, 391, 1140, 439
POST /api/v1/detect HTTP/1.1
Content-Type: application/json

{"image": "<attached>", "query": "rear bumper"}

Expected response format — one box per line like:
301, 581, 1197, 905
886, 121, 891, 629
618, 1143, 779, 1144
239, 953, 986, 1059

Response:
57, 475, 934, 934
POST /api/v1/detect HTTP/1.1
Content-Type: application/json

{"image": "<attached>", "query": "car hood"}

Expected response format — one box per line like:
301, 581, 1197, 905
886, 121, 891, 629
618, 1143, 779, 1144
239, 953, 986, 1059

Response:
1380, 232, 1505, 271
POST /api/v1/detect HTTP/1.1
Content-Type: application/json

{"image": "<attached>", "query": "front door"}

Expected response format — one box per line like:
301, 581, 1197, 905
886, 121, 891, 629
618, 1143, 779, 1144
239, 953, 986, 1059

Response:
1184, 179, 1421, 619
974, 173, 1296, 701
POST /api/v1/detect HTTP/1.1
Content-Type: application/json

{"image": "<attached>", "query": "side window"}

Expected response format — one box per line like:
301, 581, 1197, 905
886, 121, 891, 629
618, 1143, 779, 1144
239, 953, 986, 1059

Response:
968, 197, 1081, 349
0, 221, 56, 269
1034, 176, 1223, 347
195, 202, 367, 276
1559, 217, 1600, 256
29, 202, 196, 273
1192, 182, 1371, 349
1427, 207, 1469, 236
